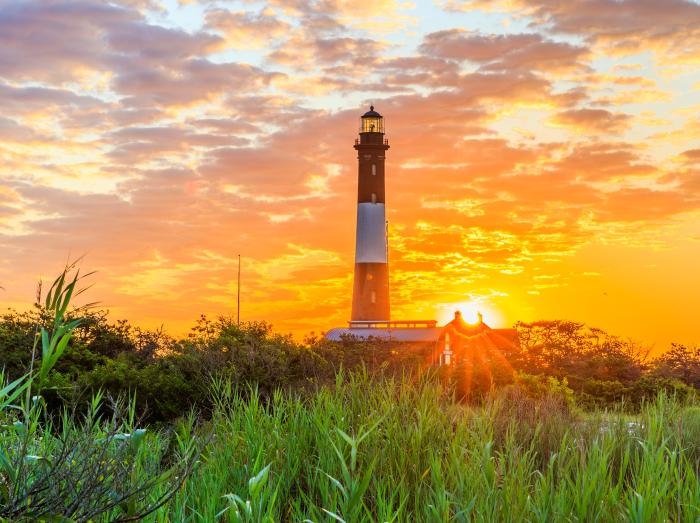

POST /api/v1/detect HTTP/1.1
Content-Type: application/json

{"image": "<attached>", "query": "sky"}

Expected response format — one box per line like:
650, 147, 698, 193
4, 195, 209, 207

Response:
1, 0, 699, 352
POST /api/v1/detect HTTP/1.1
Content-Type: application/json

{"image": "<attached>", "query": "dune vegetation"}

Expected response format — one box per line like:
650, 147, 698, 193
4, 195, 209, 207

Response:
1, 267, 699, 522
141, 372, 700, 522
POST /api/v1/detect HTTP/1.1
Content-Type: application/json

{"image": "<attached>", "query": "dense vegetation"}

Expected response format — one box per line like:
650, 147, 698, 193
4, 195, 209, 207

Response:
148, 374, 700, 521
1, 268, 699, 521
1, 305, 698, 422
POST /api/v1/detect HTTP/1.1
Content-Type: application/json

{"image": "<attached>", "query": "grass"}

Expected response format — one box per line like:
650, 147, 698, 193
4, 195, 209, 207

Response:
131, 370, 700, 522
2, 266, 699, 521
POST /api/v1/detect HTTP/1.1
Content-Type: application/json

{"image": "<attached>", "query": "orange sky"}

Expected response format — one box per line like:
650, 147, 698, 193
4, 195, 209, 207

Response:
1, 0, 699, 352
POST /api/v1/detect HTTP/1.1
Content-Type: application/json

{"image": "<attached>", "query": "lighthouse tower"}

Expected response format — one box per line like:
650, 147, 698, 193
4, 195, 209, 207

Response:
326, 107, 518, 358
351, 106, 391, 322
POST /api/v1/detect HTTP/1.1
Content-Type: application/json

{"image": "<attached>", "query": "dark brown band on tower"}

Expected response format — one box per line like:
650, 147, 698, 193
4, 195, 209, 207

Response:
355, 143, 389, 204
351, 263, 390, 321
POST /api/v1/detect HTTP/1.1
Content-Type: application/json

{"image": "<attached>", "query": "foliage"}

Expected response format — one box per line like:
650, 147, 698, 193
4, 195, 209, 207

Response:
507, 320, 698, 407
1, 312, 437, 422
0, 266, 200, 522
513, 373, 576, 407
513, 320, 648, 385
1, 271, 700, 520
1, 299, 699, 420
141, 372, 700, 522
651, 343, 700, 388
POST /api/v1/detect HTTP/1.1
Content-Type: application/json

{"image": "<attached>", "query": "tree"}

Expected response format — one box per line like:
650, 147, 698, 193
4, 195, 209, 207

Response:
512, 320, 648, 396
651, 343, 700, 388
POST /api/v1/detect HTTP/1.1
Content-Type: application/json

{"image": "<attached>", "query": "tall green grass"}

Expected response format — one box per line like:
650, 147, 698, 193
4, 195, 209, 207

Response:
143, 370, 700, 522
2, 266, 698, 521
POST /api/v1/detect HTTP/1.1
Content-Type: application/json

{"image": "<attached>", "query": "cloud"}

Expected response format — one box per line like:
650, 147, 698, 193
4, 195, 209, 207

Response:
549, 143, 657, 182
106, 20, 223, 63
447, 0, 700, 64
0, 0, 244, 110
114, 60, 274, 108
0, 0, 698, 346
0, 117, 42, 143
254, 0, 413, 32
551, 108, 632, 134
597, 187, 696, 221
268, 35, 384, 69
420, 29, 590, 73
0, 0, 134, 83
0, 83, 103, 116
106, 126, 247, 163
681, 149, 700, 163
205, 8, 290, 48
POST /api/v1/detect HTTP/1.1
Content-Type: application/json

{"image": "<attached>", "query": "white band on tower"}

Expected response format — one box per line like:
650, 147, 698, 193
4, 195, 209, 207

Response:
354, 203, 387, 263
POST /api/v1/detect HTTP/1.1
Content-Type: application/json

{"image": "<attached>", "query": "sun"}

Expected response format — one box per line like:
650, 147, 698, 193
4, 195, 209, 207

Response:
457, 302, 482, 323
435, 301, 502, 326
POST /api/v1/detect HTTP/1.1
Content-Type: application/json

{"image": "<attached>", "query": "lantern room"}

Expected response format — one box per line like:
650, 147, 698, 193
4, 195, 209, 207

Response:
360, 105, 384, 134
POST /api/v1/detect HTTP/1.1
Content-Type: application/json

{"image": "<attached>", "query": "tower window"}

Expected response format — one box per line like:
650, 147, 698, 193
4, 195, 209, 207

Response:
371, 193, 377, 203
371, 291, 376, 303
371, 164, 376, 176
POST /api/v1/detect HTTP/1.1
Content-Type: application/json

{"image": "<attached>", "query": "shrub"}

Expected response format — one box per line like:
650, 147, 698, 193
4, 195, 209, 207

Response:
514, 372, 575, 407
676, 406, 700, 464
578, 378, 629, 409
629, 376, 697, 405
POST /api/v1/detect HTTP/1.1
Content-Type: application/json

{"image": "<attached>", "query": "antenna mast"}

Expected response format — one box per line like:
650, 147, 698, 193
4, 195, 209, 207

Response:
237, 254, 241, 326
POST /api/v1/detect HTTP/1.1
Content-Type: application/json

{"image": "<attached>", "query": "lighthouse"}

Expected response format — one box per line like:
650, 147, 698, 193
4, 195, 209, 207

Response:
351, 106, 391, 322
326, 106, 440, 341
325, 107, 519, 362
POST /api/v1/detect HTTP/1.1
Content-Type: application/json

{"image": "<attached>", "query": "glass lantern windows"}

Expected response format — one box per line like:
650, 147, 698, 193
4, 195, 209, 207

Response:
360, 116, 384, 134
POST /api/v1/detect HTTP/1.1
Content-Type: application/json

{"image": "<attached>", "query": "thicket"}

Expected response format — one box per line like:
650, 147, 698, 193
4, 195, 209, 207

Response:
0, 305, 698, 422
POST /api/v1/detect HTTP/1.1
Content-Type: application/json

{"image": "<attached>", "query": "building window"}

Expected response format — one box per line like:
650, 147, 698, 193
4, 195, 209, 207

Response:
371, 164, 376, 176
371, 291, 376, 303
371, 193, 377, 203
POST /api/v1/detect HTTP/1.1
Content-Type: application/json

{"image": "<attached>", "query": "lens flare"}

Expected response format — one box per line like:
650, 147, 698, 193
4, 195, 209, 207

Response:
436, 301, 503, 326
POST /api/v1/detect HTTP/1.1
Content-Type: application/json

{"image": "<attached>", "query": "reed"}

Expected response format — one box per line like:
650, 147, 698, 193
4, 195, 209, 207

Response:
145, 372, 700, 522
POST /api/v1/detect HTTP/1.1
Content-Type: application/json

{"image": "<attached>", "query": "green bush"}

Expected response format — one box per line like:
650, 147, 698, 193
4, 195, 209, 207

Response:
677, 406, 700, 464
578, 378, 629, 408
2, 302, 699, 422
514, 373, 575, 406
630, 375, 697, 404
651, 343, 700, 388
